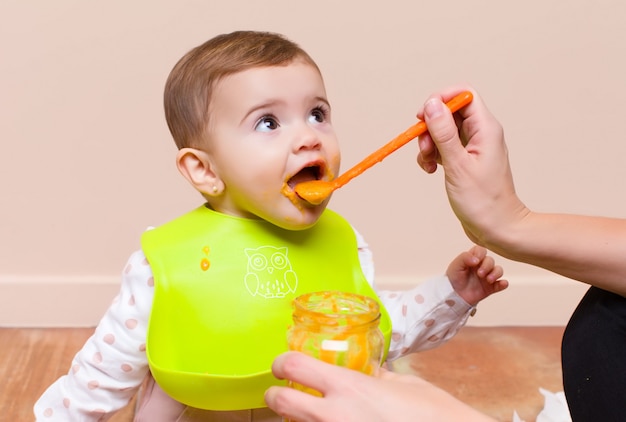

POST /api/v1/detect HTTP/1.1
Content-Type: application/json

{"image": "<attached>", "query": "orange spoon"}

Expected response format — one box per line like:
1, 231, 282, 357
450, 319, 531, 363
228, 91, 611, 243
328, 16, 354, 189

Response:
294, 91, 474, 205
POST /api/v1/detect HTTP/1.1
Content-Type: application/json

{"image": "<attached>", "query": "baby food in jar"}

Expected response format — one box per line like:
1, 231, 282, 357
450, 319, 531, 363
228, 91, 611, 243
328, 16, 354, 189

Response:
286, 290, 385, 396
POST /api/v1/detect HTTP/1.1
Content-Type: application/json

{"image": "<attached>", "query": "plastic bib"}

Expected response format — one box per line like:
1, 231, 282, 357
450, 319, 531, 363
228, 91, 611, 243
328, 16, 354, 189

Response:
142, 205, 391, 411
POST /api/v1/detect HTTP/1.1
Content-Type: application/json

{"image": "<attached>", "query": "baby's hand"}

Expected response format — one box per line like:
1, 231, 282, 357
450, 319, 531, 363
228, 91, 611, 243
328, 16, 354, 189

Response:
446, 245, 508, 306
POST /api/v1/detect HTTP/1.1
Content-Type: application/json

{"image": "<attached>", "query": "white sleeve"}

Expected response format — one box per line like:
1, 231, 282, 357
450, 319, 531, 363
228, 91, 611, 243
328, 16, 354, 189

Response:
34, 250, 154, 421
353, 227, 375, 286
378, 276, 476, 361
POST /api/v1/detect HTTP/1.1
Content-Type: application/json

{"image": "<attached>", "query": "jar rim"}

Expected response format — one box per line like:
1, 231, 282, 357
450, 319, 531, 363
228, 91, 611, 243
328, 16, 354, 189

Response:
291, 290, 381, 328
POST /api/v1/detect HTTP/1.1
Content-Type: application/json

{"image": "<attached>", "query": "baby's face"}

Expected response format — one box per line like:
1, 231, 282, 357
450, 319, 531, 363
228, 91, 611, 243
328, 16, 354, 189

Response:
206, 60, 341, 230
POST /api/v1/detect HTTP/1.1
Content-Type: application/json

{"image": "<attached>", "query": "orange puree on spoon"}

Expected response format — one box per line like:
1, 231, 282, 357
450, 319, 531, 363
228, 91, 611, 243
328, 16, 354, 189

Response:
294, 91, 473, 205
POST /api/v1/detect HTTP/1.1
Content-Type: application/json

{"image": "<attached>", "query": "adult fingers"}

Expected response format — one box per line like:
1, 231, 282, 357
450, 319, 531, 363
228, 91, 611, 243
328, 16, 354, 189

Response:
422, 97, 468, 167
271, 352, 358, 393
265, 385, 324, 422
416, 133, 441, 174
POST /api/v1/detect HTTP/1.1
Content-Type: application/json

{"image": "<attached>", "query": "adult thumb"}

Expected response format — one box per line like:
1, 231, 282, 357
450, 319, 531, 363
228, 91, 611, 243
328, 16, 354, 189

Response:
423, 98, 465, 165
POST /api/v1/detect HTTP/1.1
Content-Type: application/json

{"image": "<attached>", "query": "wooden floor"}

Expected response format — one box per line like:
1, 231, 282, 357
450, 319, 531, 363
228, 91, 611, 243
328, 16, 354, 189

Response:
394, 326, 566, 421
1, 326, 565, 421
0, 327, 135, 421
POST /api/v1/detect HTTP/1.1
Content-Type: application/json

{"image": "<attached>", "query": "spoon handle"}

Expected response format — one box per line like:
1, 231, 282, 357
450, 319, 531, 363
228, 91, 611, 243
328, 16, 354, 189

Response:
334, 91, 473, 187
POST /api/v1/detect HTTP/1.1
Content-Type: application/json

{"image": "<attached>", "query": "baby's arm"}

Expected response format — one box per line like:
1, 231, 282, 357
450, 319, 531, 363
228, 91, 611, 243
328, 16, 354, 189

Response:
33, 250, 154, 421
354, 229, 478, 360
377, 277, 477, 360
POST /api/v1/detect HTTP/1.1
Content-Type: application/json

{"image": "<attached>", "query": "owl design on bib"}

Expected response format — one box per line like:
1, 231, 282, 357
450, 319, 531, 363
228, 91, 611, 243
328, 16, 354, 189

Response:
244, 246, 298, 298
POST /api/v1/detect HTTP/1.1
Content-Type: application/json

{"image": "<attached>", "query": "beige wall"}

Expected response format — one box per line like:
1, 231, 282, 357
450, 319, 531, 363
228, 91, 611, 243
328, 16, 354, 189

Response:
2, 0, 623, 326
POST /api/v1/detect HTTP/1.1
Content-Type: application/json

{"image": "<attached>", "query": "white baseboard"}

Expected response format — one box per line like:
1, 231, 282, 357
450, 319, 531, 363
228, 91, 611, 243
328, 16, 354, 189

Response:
0, 275, 590, 327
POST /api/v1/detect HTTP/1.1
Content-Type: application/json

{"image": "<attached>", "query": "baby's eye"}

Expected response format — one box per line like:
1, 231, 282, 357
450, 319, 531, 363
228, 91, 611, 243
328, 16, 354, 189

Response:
308, 106, 328, 124
255, 116, 279, 132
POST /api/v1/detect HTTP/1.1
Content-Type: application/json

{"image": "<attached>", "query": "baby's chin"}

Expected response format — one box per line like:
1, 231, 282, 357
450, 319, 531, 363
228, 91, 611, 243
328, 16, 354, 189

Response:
270, 205, 328, 231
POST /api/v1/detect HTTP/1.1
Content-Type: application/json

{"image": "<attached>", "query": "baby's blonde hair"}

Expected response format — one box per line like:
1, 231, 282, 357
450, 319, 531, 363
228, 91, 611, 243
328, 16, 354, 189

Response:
164, 31, 320, 149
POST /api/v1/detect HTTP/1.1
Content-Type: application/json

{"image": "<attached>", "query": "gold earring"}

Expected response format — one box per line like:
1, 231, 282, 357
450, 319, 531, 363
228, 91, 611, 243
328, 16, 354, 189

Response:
212, 186, 218, 194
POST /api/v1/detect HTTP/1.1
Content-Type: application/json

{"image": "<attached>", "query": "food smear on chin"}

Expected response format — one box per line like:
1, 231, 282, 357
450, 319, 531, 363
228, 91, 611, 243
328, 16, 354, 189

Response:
281, 182, 304, 210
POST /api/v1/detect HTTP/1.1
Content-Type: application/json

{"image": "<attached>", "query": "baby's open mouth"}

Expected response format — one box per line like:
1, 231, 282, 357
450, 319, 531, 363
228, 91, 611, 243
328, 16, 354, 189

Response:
287, 164, 323, 190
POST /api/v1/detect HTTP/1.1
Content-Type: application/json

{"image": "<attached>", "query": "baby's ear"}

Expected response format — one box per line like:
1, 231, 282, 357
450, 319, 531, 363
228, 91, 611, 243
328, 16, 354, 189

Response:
176, 148, 224, 196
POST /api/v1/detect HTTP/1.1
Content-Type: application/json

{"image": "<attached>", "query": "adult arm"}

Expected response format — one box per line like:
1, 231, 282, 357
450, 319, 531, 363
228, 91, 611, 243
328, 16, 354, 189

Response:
265, 351, 495, 422
417, 85, 626, 296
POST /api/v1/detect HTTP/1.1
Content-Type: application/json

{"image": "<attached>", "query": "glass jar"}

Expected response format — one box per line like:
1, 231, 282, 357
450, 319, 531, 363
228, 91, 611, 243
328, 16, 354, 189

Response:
286, 290, 385, 395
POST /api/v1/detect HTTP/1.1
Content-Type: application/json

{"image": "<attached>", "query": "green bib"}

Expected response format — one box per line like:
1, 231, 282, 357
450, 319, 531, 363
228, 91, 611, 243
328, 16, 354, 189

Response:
142, 205, 391, 411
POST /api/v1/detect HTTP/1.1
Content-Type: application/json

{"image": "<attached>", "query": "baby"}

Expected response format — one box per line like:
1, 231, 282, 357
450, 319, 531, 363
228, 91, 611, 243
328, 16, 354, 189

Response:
34, 31, 507, 421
